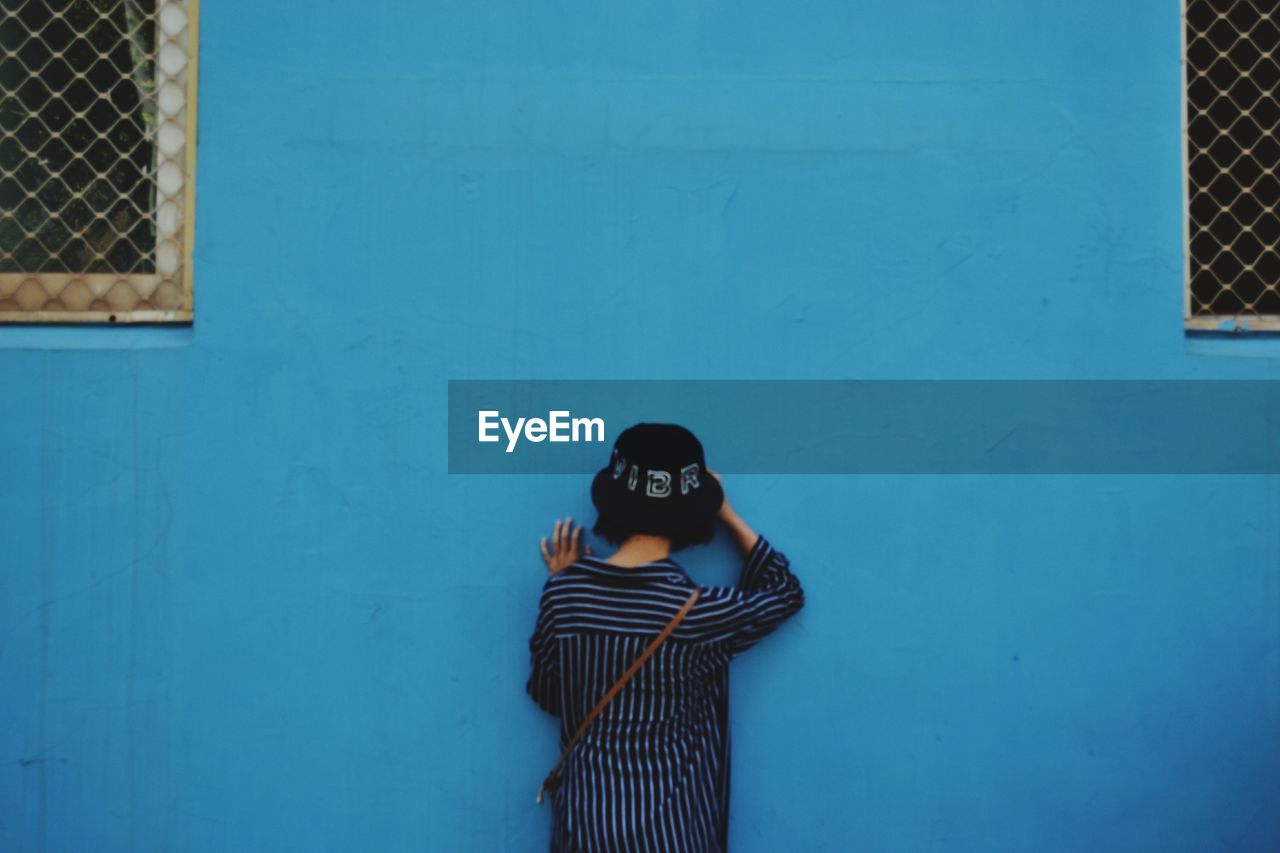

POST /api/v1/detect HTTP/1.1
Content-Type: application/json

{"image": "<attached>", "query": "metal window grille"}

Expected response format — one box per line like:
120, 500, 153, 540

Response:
1184, 0, 1280, 331
0, 0, 197, 323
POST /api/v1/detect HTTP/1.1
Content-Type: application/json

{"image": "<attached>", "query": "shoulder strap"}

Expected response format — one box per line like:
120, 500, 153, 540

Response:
537, 587, 700, 803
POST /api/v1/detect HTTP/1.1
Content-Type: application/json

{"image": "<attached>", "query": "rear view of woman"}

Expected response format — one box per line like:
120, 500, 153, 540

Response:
526, 423, 805, 852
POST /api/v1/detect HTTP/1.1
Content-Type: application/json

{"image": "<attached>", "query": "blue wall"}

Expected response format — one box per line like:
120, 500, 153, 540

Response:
3, 1, 1279, 850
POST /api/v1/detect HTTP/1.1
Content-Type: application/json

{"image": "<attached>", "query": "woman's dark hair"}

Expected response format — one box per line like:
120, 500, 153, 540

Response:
592, 508, 717, 552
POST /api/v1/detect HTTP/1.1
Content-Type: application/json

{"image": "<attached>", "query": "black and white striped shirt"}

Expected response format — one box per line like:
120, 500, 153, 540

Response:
527, 534, 804, 852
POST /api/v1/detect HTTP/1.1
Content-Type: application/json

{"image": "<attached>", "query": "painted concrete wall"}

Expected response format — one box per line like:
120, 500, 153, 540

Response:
3, 1, 1279, 850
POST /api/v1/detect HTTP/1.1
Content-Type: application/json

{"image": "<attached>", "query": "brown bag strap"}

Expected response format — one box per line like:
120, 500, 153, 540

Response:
537, 587, 700, 804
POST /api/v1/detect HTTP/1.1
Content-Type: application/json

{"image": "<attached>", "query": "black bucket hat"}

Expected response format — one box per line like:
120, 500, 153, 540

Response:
590, 423, 724, 534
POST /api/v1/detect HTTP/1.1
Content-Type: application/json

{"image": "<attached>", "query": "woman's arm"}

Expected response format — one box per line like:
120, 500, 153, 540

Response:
527, 517, 585, 716
710, 469, 760, 554
722, 538, 804, 654
526, 580, 561, 716
720, 500, 761, 556
700, 471, 804, 654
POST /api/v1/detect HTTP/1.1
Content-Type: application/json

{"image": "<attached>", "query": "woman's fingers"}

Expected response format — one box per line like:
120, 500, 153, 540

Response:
543, 517, 587, 572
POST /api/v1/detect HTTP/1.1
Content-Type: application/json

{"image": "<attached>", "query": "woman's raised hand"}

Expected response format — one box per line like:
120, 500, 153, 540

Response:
707, 470, 758, 553
540, 517, 592, 575
707, 469, 733, 521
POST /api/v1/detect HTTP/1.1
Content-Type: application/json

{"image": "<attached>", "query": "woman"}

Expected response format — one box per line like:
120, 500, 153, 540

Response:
526, 422, 805, 852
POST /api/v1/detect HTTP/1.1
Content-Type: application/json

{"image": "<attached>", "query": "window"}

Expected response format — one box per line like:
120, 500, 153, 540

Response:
1184, 0, 1280, 331
0, 0, 197, 323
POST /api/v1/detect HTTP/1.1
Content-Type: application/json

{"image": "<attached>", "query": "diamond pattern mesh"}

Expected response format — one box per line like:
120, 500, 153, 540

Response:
1185, 0, 1280, 330
0, 0, 195, 323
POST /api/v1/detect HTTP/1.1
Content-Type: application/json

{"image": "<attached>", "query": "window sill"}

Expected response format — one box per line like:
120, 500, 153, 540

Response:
1184, 330, 1280, 360
0, 323, 194, 350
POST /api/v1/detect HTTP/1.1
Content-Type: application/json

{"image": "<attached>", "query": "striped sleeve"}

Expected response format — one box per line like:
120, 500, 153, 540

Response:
525, 578, 561, 717
696, 534, 805, 656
